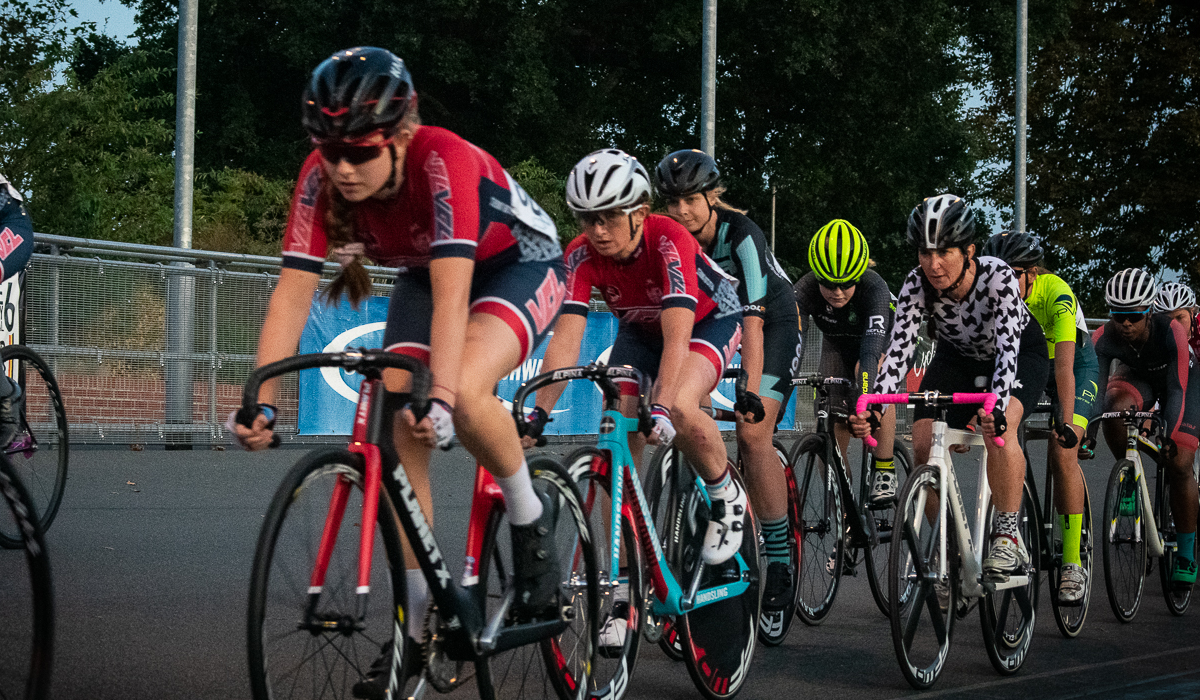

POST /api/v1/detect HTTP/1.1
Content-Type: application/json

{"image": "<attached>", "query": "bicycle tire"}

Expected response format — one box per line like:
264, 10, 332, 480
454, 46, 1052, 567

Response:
889, 464, 955, 690
678, 462, 760, 700
1046, 465, 1093, 638
0, 345, 68, 549
790, 433, 844, 625
863, 439, 915, 618
1102, 459, 1146, 622
643, 445, 685, 662
474, 456, 598, 700
1157, 479, 1194, 616
0, 455, 54, 700
248, 448, 408, 700
980, 481, 1039, 676
756, 439, 799, 647
564, 447, 644, 700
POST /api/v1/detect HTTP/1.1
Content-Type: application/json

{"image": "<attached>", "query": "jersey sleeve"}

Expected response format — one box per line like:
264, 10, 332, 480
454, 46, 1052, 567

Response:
281, 154, 329, 275
876, 269, 927, 398
1162, 318, 1191, 444
0, 197, 32, 283
792, 273, 819, 365
729, 219, 771, 318
419, 134, 484, 261
1043, 276, 1081, 356
856, 272, 894, 395
562, 241, 593, 317
657, 228, 699, 312
1092, 323, 1113, 397
986, 264, 1026, 411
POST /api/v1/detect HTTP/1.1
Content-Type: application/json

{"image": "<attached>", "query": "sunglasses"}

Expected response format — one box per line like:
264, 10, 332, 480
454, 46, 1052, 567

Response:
819, 280, 857, 291
318, 142, 387, 165
575, 204, 643, 228
1109, 309, 1149, 323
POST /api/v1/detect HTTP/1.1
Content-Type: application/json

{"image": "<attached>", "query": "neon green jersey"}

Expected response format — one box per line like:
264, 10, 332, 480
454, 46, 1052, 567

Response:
1024, 272, 1087, 359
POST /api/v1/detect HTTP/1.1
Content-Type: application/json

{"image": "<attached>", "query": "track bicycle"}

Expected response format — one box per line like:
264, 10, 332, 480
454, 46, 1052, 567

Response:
865, 391, 1039, 690
1097, 406, 1194, 621
789, 374, 914, 624
1018, 398, 1094, 638
0, 344, 69, 548
241, 350, 599, 700
521, 363, 761, 700
0, 453, 54, 700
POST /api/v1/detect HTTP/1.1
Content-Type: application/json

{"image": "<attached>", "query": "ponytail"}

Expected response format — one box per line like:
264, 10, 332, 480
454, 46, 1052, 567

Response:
319, 178, 373, 308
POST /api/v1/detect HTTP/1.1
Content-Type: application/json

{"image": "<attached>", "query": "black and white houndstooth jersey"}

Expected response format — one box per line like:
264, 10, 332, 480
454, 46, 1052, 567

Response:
877, 255, 1031, 409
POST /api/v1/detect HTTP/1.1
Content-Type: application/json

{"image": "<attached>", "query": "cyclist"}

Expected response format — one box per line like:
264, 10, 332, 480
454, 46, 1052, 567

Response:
849, 195, 1051, 581
524, 148, 745, 649
228, 47, 569, 696
1093, 268, 1200, 585
1153, 282, 1198, 352
981, 231, 1098, 603
793, 220, 897, 506
0, 174, 33, 445
655, 149, 801, 615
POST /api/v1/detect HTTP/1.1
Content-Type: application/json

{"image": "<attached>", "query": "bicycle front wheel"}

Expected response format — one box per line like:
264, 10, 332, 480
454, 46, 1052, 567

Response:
864, 439, 915, 618
0, 456, 54, 700
1047, 466, 1093, 638
0, 346, 68, 548
790, 433, 844, 625
979, 482, 1040, 676
643, 445, 685, 661
678, 462, 760, 700
1157, 479, 1193, 616
565, 447, 644, 700
475, 456, 598, 700
1102, 459, 1146, 622
247, 449, 408, 700
889, 464, 956, 691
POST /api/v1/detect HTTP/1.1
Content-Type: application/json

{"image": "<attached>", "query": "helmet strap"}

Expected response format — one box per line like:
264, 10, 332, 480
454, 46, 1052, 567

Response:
382, 143, 399, 193
941, 253, 974, 299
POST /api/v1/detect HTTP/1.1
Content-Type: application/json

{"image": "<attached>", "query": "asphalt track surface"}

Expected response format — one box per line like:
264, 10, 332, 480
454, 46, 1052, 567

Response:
40, 439, 1200, 699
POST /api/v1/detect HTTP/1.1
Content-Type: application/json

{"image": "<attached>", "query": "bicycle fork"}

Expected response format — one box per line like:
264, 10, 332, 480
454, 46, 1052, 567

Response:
1126, 436, 1165, 558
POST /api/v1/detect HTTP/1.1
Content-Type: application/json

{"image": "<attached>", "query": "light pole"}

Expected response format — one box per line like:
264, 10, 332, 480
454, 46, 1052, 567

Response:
700, 0, 716, 156
1015, 0, 1028, 232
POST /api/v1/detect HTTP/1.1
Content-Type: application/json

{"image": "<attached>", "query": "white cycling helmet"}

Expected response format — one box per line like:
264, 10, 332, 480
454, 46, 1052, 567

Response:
1152, 281, 1197, 313
1105, 268, 1158, 310
566, 149, 651, 213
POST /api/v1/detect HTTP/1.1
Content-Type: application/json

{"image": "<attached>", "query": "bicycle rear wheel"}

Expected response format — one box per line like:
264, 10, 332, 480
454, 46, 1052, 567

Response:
247, 449, 408, 700
1157, 479, 1193, 616
980, 482, 1040, 676
1047, 466, 1093, 638
0, 346, 68, 549
1102, 459, 1146, 622
677, 463, 760, 700
889, 464, 955, 690
643, 445, 685, 661
790, 433, 844, 625
864, 439, 915, 618
0, 456, 54, 700
756, 439, 799, 647
565, 447, 643, 700
474, 456, 598, 700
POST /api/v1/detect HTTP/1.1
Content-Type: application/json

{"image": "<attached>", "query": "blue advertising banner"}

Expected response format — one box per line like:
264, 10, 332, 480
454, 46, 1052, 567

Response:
297, 295, 796, 435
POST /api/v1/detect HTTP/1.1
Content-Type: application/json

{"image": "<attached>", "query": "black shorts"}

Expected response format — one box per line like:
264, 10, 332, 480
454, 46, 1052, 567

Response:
817, 338, 860, 419
1105, 363, 1200, 452
914, 319, 1051, 429
758, 307, 803, 407
609, 312, 742, 396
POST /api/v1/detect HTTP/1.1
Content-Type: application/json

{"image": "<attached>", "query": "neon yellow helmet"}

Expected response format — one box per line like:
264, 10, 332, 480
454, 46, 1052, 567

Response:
808, 219, 870, 285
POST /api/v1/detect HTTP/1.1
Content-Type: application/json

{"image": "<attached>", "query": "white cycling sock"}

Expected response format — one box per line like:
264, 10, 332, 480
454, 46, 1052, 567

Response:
495, 461, 544, 526
406, 568, 429, 642
703, 467, 737, 502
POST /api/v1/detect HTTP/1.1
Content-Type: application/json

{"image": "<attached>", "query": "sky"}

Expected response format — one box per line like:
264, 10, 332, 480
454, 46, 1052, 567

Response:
72, 0, 139, 42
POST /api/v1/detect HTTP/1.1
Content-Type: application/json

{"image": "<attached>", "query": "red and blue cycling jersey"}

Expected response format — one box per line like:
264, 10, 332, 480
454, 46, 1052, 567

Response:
281, 126, 561, 273
562, 214, 741, 331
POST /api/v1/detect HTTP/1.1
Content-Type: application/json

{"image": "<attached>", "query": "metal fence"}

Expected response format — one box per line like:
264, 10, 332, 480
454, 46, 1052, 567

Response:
30, 234, 1100, 446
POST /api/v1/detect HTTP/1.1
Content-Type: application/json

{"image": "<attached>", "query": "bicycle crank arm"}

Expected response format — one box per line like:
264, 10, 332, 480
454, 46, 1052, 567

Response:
680, 561, 707, 612
984, 575, 1031, 591
478, 588, 515, 652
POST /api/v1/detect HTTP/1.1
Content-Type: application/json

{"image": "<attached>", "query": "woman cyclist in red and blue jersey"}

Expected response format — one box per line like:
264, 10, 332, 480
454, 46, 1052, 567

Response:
654, 149, 801, 617
1094, 268, 1200, 585
525, 150, 747, 649
230, 47, 570, 696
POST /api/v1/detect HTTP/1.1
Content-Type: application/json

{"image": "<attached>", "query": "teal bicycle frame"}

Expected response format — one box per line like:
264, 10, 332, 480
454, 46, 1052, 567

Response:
513, 363, 751, 617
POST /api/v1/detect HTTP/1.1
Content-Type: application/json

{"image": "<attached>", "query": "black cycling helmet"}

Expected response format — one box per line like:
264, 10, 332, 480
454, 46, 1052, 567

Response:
981, 230, 1044, 268
906, 194, 976, 250
655, 149, 720, 198
302, 47, 415, 143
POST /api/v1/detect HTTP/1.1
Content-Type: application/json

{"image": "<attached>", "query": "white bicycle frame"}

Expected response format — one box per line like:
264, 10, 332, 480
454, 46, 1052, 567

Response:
1121, 422, 1166, 558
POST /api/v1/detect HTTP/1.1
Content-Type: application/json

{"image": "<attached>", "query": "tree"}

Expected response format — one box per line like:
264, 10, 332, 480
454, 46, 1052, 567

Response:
971, 0, 1199, 312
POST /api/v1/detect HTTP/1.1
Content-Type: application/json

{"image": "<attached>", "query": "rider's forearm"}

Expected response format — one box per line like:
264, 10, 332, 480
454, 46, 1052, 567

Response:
427, 257, 474, 406
255, 268, 320, 405
1054, 341, 1076, 427
740, 316, 765, 395
653, 307, 695, 409
532, 314, 586, 412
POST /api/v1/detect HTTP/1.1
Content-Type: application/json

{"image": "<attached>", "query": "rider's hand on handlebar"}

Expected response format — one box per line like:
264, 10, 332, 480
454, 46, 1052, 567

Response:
520, 406, 551, 449
404, 398, 455, 450
734, 390, 766, 424
1053, 421, 1079, 449
848, 409, 879, 439
229, 403, 278, 451
649, 404, 676, 446
978, 406, 1007, 440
